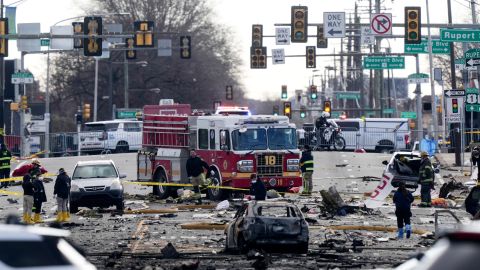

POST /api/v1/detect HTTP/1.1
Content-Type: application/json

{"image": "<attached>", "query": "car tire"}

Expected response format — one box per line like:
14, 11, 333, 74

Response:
115, 141, 129, 153
296, 242, 309, 254
70, 202, 79, 214
237, 235, 249, 254
207, 169, 228, 201
152, 170, 170, 199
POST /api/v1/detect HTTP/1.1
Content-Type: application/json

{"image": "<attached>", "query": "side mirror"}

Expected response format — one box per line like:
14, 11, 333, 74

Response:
119, 174, 127, 179
382, 160, 389, 166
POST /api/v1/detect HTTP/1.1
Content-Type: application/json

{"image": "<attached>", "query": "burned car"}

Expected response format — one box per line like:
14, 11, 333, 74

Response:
381, 151, 440, 189
225, 201, 309, 253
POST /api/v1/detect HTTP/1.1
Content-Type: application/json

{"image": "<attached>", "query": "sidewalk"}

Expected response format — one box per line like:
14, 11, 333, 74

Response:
436, 152, 477, 182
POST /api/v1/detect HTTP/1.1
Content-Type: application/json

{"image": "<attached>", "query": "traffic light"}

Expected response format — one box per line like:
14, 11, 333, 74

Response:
83, 16, 103, 56
75, 113, 83, 125
310, 85, 318, 100
452, 98, 459, 113
405, 7, 421, 44
423, 102, 432, 112
291, 6, 308, 43
125, 37, 136, 60
252, 24, 263, 47
306, 46, 316, 68
226, 85, 233, 100
0, 18, 8, 57
180, 36, 191, 59
21, 95, 27, 110
300, 106, 307, 118
283, 102, 292, 118
134, 21, 154, 47
317, 26, 327, 49
83, 103, 91, 120
281, 85, 287, 99
250, 47, 267, 69
324, 100, 331, 113
72, 22, 83, 49
273, 105, 279, 116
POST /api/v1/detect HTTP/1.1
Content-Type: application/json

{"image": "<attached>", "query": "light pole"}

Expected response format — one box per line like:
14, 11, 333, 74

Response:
426, 0, 439, 140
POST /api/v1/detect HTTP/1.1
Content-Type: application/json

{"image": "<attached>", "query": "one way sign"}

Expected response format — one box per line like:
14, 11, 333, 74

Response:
323, 12, 345, 38
466, 58, 480, 67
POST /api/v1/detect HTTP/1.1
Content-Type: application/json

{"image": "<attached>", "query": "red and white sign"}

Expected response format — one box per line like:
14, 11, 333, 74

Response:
370, 13, 392, 35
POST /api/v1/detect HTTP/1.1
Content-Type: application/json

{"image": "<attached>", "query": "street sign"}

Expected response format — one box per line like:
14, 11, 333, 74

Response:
404, 39, 450, 54
331, 111, 342, 118
446, 97, 463, 123
117, 111, 137, 119
323, 12, 346, 38
11, 72, 34, 84
408, 73, 429, 84
383, 108, 395, 114
466, 88, 480, 112
40, 39, 50, 47
400, 111, 417, 119
361, 26, 374, 45
275, 27, 290, 45
50, 25, 73, 50
440, 29, 480, 42
17, 23, 41, 52
363, 56, 405, 69
465, 48, 480, 67
444, 89, 465, 97
455, 58, 465, 70
271, 48, 285, 65
157, 39, 172, 57
336, 92, 360, 100
370, 13, 392, 36
466, 104, 480, 112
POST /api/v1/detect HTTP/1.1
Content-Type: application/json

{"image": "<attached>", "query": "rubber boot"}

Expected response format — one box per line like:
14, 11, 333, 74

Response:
65, 211, 71, 220
33, 213, 42, 223
397, 228, 404, 239
24, 214, 34, 224
405, 225, 412, 239
62, 211, 70, 222
22, 213, 30, 224
56, 212, 64, 222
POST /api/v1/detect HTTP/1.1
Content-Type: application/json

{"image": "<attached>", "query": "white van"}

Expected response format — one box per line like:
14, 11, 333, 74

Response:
334, 118, 410, 152
80, 120, 142, 154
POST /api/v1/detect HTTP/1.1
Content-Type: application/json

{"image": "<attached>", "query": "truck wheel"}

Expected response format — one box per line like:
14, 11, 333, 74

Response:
207, 169, 227, 201
115, 141, 129, 153
152, 170, 170, 199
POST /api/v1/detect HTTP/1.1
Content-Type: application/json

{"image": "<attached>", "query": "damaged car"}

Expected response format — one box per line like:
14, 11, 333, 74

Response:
381, 151, 440, 189
225, 201, 309, 254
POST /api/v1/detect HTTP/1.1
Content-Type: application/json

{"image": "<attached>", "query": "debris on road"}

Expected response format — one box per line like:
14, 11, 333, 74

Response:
180, 222, 227, 230
161, 243, 180, 259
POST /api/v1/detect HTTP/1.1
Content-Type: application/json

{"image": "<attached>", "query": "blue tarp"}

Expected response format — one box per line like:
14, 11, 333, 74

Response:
420, 138, 437, 156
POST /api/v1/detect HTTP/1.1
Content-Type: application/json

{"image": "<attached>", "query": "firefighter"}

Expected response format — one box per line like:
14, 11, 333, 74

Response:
186, 149, 209, 204
300, 144, 314, 195
54, 168, 71, 222
0, 143, 11, 188
32, 172, 47, 223
393, 182, 414, 239
419, 151, 434, 207
22, 170, 34, 224
249, 173, 266, 200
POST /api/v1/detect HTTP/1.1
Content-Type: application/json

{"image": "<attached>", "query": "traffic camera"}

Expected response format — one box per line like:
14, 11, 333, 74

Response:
281, 85, 288, 99
226, 85, 233, 100
405, 7, 421, 44
283, 102, 292, 118
317, 26, 328, 49
180, 36, 191, 59
306, 46, 316, 68
310, 85, 318, 100
134, 21, 154, 47
250, 47, 267, 69
83, 103, 91, 120
300, 106, 307, 118
324, 100, 331, 113
83, 16, 103, 56
291, 6, 308, 43
126, 37, 136, 60
0, 18, 8, 57
252, 24, 263, 47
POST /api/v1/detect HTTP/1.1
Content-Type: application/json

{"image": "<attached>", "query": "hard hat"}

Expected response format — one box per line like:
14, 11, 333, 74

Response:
31, 159, 40, 165
321, 112, 330, 118
420, 151, 429, 157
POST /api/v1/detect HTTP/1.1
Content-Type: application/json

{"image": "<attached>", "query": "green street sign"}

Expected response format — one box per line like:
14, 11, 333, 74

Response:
440, 29, 480, 42
408, 73, 429, 84
11, 72, 34, 84
336, 92, 360, 100
466, 88, 479, 94
383, 108, 395, 114
117, 111, 137, 119
404, 39, 450, 54
466, 104, 480, 112
331, 111, 342, 118
401, 111, 417, 119
40, 39, 50, 47
363, 56, 405, 69
365, 111, 376, 117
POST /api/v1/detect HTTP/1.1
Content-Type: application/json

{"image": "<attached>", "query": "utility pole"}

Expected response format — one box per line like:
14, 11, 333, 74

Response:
416, 55, 424, 141
426, 0, 439, 141
0, 0, 4, 142
123, 53, 129, 109
374, 0, 383, 117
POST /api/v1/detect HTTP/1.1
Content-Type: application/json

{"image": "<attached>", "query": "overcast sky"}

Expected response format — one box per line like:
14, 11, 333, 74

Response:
7, 0, 475, 101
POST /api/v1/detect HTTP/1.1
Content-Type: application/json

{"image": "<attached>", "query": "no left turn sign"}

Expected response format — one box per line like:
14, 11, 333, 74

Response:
370, 13, 392, 35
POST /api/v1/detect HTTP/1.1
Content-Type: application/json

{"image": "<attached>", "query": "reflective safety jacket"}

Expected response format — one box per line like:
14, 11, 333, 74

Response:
0, 149, 11, 170
300, 151, 314, 173
419, 158, 434, 184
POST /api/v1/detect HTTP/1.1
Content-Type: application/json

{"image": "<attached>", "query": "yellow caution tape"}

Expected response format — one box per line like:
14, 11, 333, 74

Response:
0, 173, 58, 183
0, 189, 22, 196
125, 181, 250, 192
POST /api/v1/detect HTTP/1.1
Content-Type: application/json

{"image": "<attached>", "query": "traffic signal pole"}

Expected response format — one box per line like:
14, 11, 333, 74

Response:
0, 0, 4, 142
415, 54, 424, 141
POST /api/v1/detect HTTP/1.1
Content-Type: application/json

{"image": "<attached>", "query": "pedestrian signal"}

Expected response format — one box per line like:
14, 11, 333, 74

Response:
126, 38, 136, 60
83, 17, 103, 56
180, 36, 191, 59
72, 22, 83, 49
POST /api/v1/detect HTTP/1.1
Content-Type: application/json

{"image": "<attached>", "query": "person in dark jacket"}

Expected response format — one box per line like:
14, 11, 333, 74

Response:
472, 146, 480, 167
418, 151, 434, 207
0, 143, 11, 188
249, 174, 266, 200
22, 172, 34, 224
300, 145, 314, 195
32, 173, 47, 223
393, 182, 414, 239
186, 150, 209, 204
54, 168, 71, 222
465, 179, 480, 219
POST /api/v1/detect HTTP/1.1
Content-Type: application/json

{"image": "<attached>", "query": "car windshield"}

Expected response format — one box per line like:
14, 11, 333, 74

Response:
72, 164, 118, 179
232, 129, 267, 150
267, 128, 297, 150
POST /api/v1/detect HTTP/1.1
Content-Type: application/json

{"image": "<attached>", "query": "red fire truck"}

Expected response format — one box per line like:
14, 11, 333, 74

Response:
137, 103, 302, 200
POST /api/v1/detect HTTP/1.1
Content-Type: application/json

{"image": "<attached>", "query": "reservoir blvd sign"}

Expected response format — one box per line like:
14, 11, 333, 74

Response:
363, 56, 405, 69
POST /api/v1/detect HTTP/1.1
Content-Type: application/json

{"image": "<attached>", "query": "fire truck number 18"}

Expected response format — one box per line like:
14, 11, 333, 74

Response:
265, 156, 276, 165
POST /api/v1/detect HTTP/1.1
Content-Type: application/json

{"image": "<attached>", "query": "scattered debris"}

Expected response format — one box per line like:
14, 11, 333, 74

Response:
124, 208, 178, 214
180, 222, 227, 230
266, 190, 279, 199
161, 243, 180, 259
76, 209, 103, 218
215, 200, 230, 210
326, 225, 430, 235
7, 198, 17, 204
